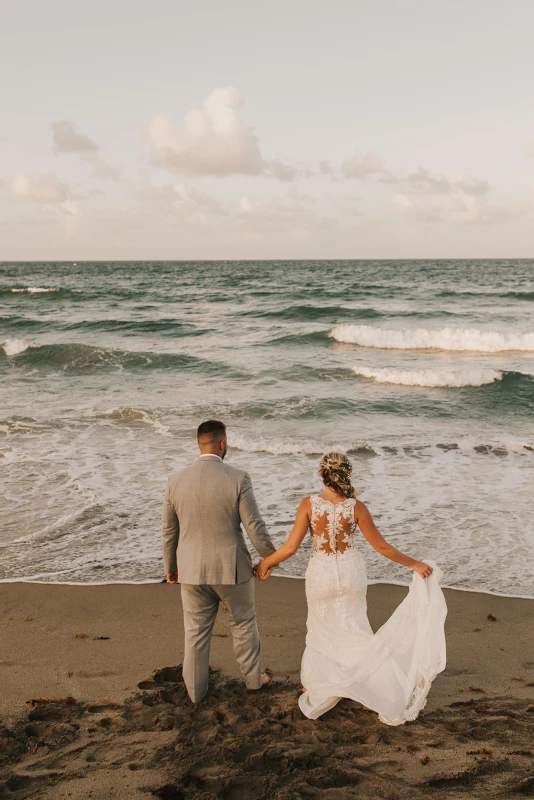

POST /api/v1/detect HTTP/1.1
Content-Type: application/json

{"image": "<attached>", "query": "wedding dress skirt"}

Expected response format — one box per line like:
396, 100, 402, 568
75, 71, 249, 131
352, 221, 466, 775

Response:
298, 496, 447, 726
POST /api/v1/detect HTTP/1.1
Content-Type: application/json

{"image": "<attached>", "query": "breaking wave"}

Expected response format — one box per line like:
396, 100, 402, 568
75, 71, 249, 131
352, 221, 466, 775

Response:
330, 325, 534, 352
352, 366, 503, 388
0, 340, 239, 375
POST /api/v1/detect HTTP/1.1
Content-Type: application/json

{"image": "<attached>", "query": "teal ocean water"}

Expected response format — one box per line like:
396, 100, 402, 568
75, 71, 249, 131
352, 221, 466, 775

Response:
1, 260, 533, 596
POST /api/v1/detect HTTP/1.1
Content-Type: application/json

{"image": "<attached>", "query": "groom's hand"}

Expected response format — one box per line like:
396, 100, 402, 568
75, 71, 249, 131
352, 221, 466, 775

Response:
166, 571, 178, 584
254, 561, 273, 581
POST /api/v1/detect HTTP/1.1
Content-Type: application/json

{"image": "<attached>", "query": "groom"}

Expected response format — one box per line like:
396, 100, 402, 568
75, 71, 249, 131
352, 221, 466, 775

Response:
161, 420, 276, 703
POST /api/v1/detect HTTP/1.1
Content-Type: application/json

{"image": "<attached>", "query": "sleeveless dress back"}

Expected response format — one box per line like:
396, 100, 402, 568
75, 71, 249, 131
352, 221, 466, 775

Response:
298, 495, 447, 725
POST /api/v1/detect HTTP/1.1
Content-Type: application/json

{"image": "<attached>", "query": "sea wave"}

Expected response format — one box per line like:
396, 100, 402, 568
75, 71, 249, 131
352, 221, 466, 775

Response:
229, 432, 377, 456
248, 305, 383, 321
438, 289, 534, 301
95, 406, 170, 435
228, 432, 534, 457
0, 315, 209, 336
9, 287, 60, 294
352, 366, 503, 388
0, 340, 240, 375
330, 324, 534, 352
2, 338, 32, 356
247, 305, 468, 323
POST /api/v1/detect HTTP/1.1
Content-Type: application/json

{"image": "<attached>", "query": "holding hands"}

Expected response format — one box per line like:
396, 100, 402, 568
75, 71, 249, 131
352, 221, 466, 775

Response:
254, 560, 273, 581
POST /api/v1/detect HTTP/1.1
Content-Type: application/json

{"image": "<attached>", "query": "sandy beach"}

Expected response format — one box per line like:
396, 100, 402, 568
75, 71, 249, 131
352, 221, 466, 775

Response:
1, 578, 533, 798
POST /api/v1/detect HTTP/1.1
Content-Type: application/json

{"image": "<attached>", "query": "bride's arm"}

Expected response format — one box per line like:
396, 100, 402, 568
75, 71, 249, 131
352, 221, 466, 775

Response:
255, 498, 311, 580
356, 500, 433, 578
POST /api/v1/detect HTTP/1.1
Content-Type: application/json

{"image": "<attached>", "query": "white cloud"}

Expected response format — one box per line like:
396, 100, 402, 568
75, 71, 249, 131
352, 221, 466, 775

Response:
11, 172, 71, 204
147, 87, 263, 177
147, 87, 301, 181
51, 120, 121, 182
52, 120, 99, 153
83, 154, 122, 181
137, 181, 225, 224
383, 167, 490, 196
236, 189, 332, 237
392, 188, 512, 225
341, 149, 386, 179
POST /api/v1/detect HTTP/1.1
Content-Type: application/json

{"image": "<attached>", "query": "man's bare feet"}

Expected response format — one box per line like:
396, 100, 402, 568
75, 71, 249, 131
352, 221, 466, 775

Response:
248, 668, 273, 690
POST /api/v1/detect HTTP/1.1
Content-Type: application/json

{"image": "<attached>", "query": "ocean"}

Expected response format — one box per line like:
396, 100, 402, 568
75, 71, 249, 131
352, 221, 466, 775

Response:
1, 260, 533, 597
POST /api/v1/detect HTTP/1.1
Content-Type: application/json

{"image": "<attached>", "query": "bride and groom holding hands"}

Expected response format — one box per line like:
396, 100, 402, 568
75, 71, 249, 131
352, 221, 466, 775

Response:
162, 420, 446, 725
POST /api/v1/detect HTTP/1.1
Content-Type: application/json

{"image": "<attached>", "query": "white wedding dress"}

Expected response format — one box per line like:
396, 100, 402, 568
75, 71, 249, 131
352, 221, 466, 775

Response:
299, 495, 447, 725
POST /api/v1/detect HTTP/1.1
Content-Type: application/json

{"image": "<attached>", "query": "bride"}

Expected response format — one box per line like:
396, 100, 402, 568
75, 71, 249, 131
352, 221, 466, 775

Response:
256, 452, 447, 726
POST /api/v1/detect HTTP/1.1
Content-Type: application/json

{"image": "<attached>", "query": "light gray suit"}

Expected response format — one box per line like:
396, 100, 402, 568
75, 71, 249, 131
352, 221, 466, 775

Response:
162, 454, 275, 702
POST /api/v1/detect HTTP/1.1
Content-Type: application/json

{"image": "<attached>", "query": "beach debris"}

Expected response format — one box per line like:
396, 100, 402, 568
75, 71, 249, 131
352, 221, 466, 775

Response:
93, 636, 111, 640
24, 616, 32, 621
526, 682, 534, 687
212, 633, 228, 638
468, 686, 486, 693
527, 705, 534, 713
487, 613, 497, 621
512, 676, 525, 681
420, 755, 430, 764
67, 672, 73, 677
515, 777, 534, 794
26, 696, 76, 705
278, 634, 284, 637
152, 613, 159, 617
473, 627, 481, 632
74, 632, 88, 638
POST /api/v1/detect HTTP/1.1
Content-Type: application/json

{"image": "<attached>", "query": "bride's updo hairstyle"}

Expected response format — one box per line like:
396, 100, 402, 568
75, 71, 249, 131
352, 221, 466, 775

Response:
318, 452, 355, 498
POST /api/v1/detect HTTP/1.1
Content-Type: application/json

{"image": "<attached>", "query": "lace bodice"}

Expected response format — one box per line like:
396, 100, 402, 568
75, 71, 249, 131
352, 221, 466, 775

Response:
309, 494, 359, 556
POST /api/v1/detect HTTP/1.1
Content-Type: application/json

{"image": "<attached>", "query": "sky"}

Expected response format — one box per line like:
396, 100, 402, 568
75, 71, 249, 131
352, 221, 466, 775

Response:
0, 0, 533, 260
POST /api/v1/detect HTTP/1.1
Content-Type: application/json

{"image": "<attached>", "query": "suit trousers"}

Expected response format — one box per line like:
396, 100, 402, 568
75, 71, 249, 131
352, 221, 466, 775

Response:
180, 577, 262, 703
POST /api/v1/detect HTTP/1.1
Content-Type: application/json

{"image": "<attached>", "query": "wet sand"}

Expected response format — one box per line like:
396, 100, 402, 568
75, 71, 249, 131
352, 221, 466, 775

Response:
1, 578, 533, 798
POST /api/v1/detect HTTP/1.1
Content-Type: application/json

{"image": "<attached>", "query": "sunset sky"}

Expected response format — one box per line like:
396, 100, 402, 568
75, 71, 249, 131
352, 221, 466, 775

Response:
1, 0, 533, 260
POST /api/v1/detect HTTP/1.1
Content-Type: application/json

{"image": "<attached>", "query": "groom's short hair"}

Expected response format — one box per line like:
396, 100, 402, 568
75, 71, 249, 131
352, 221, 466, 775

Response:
197, 420, 226, 443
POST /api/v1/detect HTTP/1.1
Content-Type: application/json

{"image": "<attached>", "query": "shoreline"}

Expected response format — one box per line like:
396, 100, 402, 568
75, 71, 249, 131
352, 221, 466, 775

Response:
2, 577, 533, 723
2, 576, 533, 601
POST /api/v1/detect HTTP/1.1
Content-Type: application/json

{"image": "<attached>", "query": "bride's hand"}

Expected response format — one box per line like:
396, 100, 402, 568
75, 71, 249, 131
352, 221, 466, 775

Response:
254, 560, 272, 581
414, 561, 433, 579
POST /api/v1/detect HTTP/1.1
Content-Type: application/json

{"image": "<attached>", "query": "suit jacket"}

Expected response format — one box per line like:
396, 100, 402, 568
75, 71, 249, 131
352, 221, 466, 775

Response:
162, 455, 276, 584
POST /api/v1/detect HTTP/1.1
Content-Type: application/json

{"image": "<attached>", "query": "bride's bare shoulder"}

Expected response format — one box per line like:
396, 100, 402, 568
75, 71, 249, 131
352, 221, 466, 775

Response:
354, 498, 370, 519
298, 496, 313, 514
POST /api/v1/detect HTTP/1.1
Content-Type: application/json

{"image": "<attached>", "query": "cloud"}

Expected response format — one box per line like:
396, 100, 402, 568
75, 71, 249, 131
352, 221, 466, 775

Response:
147, 87, 262, 177
392, 189, 512, 225
383, 167, 490, 196
341, 149, 386, 179
525, 141, 534, 157
263, 159, 302, 182
83, 154, 122, 181
11, 172, 71, 204
52, 120, 99, 153
147, 87, 300, 181
236, 189, 333, 237
51, 121, 121, 181
137, 181, 225, 224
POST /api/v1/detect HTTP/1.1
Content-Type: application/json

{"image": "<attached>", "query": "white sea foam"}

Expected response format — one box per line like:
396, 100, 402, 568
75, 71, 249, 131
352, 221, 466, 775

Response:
331, 324, 534, 352
11, 287, 58, 294
352, 366, 503, 388
229, 433, 324, 455
96, 406, 170, 435
228, 432, 375, 456
2, 338, 32, 357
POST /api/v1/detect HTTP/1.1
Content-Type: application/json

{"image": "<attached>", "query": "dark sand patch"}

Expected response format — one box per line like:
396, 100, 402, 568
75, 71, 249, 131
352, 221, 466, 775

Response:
2, 666, 534, 800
